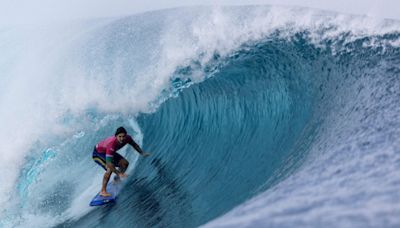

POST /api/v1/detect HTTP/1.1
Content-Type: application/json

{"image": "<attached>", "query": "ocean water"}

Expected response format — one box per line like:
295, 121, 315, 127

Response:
0, 6, 399, 228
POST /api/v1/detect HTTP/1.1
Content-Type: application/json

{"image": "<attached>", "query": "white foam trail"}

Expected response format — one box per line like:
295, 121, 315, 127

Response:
0, 5, 399, 227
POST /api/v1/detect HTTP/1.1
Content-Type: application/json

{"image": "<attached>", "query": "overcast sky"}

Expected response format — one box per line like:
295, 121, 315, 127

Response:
0, 0, 399, 25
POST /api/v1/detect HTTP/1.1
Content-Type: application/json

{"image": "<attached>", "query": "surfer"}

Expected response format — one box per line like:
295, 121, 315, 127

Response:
92, 126, 150, 197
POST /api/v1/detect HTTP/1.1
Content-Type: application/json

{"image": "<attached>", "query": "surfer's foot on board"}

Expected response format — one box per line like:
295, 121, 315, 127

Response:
100, 191, 112, 197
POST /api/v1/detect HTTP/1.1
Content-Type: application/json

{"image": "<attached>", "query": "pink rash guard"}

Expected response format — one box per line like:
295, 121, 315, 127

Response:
95, 135, 134, 163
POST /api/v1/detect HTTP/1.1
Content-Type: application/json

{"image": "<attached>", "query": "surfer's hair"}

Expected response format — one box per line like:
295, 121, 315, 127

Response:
115, 126, 127, 136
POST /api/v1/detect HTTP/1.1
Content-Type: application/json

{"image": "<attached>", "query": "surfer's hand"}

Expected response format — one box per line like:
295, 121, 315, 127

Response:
142, 152, 150, 157
119, 172, 128, 178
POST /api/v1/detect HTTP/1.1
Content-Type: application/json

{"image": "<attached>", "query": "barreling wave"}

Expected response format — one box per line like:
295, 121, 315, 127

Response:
0, 5, 399, 228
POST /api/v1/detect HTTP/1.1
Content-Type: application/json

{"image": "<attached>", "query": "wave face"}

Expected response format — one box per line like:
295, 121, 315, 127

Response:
0, 6, 399, 228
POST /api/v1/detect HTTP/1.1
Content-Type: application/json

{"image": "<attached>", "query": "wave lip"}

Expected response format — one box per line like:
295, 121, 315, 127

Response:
1, 5, 400, 228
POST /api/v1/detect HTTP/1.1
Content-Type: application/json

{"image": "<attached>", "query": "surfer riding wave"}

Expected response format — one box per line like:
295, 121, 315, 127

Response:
92, 126, 150, 197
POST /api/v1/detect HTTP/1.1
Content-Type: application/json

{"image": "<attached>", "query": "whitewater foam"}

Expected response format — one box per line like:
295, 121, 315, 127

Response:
0, 5, 399, 227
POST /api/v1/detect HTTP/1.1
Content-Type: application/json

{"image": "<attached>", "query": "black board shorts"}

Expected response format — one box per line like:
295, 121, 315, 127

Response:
92, 147, 124, 170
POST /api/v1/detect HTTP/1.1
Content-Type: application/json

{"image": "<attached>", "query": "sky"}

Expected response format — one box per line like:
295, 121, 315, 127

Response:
0, 0, 399, 25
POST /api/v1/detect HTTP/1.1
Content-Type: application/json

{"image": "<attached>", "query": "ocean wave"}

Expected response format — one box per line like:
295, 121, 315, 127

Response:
0, 5, 399, 228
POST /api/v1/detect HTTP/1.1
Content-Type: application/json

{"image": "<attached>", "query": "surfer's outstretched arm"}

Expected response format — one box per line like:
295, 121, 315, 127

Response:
129, 139, 150, 157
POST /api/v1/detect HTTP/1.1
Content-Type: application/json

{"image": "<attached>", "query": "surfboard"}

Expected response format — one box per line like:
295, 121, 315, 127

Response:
90, 180, 122, 206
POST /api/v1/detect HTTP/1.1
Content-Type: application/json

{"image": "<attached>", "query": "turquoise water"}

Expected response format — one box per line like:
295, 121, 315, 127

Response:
1, 6, 399, 228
